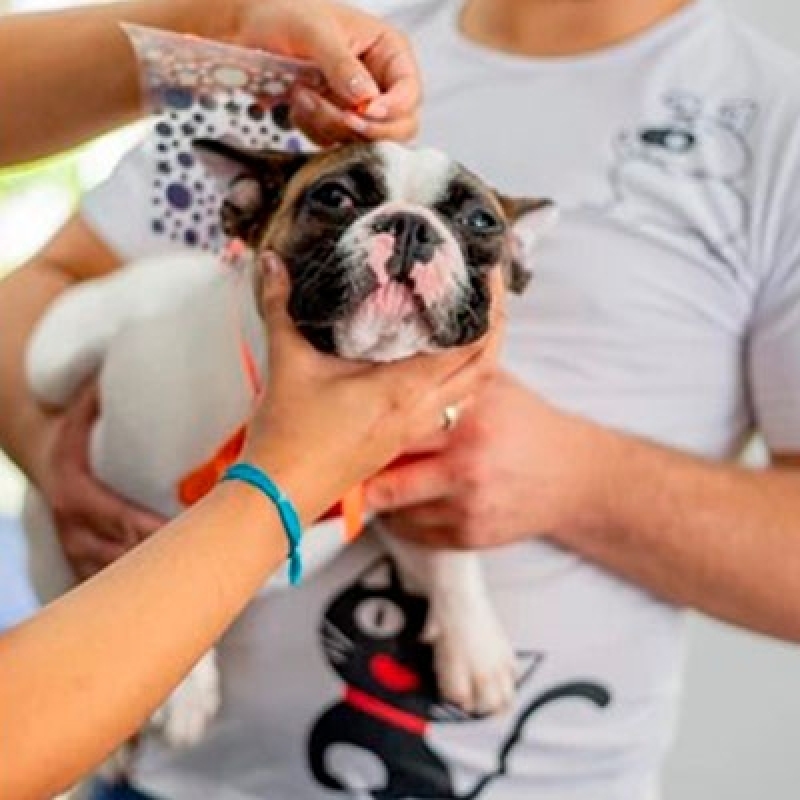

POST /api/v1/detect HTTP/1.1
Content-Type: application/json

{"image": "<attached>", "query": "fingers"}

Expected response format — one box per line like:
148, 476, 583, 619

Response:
300, 18, 380, 108
365, 458, 452, 512
380, 519, 463, 550
58, 382, 100, 470
424, 361, 491, 423
290, 88, 366, 146
382, 500, 456, 534
62, 462, 161, 542
289, 23, 420, 145
290, 86, 417, 145
259, 252, 311, 370
360, 31, 421, 139
401, 430, 452, 456
63, 529, 130, 581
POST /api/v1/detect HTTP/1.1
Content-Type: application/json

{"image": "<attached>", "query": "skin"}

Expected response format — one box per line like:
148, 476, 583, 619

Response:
0, 262, 502, 800
0, 0, 420, 165
367, 0, 800, 645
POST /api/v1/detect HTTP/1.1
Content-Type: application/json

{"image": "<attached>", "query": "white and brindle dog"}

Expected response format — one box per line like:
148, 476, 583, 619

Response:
24, 141, 556, 748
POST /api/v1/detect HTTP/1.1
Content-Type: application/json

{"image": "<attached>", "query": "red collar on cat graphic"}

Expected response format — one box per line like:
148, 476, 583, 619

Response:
344, 686, 428, 736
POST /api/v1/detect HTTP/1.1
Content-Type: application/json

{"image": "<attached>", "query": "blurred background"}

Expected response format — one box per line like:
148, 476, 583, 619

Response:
1, 1, 799, 797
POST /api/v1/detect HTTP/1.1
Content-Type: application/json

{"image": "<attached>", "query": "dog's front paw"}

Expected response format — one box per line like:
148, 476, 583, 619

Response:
426, 602, 516, 716
154, 651, 220, 747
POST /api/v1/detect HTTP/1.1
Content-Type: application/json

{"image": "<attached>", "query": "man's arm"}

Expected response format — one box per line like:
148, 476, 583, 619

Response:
0, 215, 165, 576
367, 373, 800, 643
0, 216, 119, 484
554, 433, 800, 642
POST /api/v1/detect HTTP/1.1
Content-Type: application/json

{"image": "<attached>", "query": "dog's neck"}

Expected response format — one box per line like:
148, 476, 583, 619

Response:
460, 0, 694, 58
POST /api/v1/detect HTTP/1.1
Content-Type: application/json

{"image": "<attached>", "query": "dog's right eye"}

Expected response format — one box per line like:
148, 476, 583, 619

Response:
309, 182, 355, 211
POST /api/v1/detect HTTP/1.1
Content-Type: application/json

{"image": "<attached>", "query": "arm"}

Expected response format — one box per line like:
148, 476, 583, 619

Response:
1, 0, 418, 165
0, 0, 229, 166
0, 262, 499, 800
555, 430, 800, 642
0, 216, 119, 484
367, 372, 800, 643
0, 481, 287, 800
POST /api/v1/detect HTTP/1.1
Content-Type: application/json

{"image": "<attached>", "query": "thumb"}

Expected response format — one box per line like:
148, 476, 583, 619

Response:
303, 19, 380, 104
259, 252, 295, 338
260, 252, 309, 377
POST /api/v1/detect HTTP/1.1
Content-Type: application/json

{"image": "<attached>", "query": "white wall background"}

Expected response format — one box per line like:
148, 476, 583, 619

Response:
662, 7, 800, 799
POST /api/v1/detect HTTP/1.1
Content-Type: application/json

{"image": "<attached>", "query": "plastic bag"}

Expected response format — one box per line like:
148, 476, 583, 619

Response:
123, 24, 322, 254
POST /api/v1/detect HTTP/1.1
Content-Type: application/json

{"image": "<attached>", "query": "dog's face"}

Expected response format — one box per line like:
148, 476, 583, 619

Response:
196, 140, 554, 361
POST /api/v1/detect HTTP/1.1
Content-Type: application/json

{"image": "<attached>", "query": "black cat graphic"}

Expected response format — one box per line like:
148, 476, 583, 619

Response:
307, 558, 611, 800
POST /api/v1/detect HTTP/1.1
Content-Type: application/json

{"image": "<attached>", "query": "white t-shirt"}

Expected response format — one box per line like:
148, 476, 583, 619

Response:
79, 2, 800, 798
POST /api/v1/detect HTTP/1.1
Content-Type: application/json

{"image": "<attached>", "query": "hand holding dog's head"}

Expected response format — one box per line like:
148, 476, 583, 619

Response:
195, 140, 555, 361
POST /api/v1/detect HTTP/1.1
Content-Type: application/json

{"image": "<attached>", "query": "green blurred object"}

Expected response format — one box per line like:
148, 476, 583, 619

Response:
0, 149, 83, 205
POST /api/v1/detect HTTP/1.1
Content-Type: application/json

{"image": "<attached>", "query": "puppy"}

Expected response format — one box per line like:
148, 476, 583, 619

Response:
25, 141, 556, 747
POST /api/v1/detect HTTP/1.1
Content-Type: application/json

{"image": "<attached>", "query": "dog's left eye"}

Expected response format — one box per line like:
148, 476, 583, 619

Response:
463, 207, 501, 233
310, 182, 355, 211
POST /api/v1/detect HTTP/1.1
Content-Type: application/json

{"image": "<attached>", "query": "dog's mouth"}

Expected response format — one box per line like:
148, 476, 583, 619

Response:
281, 214, 489, 361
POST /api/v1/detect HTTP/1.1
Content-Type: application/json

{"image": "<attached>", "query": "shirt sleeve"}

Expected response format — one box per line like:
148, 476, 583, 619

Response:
748, 112, 800, 453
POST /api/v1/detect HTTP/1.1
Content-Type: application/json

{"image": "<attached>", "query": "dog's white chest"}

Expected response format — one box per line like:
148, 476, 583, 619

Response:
28, 253, 262, 517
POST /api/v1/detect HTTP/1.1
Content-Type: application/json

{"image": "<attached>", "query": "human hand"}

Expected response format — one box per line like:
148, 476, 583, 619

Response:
242, 254, 504, 524
32, 384, 166, 581
365, 371, 612, 549
228, 0, 420, 144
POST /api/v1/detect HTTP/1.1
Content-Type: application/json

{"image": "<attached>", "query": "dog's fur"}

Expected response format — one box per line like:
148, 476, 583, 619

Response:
24, 142, 557, 749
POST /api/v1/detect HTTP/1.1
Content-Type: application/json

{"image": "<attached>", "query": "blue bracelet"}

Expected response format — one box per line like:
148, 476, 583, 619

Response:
221, 462, 304, 585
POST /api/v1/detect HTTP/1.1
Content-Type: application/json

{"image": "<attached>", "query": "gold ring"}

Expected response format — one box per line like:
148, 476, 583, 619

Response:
442, 404, 460, 431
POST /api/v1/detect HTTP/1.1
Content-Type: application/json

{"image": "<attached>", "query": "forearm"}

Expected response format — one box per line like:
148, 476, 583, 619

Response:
0, 259, 72, 483
556, 428, 800, 640
0, 0, 237, 165
0, 480, 293, 800
0, 216, 121, 484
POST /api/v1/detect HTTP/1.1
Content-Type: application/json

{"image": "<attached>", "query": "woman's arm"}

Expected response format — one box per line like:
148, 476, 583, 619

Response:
0, 0, 419, 165
0, 481, 287, 800
0, 263, 501, 800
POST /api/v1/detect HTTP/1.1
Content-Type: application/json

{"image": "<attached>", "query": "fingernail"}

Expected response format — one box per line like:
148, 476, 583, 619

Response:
262, 253, 279, 275
344, 112, 369, 134
365, 100, 388, 120
296, 91, 316, 114
348, 74, 368, 99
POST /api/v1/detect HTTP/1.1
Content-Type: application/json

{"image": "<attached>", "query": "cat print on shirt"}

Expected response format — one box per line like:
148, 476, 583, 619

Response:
599, 90, 758, 271
307, 558, 611, 800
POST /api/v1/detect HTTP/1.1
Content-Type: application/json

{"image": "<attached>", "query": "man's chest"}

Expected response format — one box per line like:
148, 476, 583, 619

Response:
135, 534, 680, 800
417, 74, 758, 455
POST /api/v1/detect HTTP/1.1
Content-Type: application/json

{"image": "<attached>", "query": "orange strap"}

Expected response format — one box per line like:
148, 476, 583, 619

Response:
178, 423, 366, 538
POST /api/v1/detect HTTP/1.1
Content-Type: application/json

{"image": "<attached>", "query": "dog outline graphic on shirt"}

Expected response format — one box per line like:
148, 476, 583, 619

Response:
603, 91, 758, 265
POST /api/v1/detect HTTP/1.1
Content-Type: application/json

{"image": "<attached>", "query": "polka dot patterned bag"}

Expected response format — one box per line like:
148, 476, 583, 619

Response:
124, 23, 323, 255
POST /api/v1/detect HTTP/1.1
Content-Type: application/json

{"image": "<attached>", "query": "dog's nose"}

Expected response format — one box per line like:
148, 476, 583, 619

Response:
376, 213, 441, 280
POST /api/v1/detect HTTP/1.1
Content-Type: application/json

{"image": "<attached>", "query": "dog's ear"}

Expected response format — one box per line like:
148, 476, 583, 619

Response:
495, 195, 559, 294
193, 138, 311, 245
